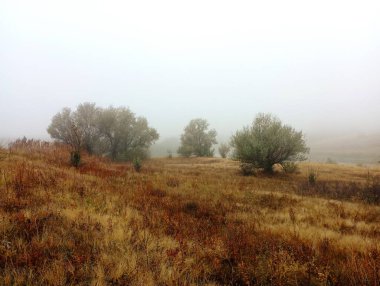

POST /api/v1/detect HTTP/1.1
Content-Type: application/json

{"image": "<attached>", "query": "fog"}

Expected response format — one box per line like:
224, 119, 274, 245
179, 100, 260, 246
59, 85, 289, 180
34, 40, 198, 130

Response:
1, 1, 379, 161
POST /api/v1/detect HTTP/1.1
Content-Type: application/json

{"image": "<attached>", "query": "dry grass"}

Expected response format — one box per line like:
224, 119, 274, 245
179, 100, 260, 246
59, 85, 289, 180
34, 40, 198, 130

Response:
0, 142, 380, 285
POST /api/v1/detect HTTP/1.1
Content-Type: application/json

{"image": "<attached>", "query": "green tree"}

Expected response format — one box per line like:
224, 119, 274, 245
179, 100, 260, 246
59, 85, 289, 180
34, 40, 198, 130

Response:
73, 102, 100, 155
97, 106, 159, 161
218, 143, 230, 158
47, 107, 82, 166
231, 113, 309, 173
178, 119, 217, 157
48, 104, 159, 162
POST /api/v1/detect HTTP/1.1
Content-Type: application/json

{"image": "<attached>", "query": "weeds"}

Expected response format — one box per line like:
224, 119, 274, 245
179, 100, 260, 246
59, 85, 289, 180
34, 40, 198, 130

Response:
0, 144, 379, 285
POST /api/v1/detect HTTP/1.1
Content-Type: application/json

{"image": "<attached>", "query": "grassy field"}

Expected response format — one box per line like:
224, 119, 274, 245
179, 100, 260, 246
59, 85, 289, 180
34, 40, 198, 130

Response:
0, 142, 379, 285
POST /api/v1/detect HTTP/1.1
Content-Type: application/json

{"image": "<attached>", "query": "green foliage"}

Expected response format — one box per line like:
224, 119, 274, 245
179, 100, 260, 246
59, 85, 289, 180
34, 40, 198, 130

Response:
47, 103, 159, 162
282, 161, 299, 174
133, 158, 142, 172
240, 163, 256, 176
308, 169, 317, 185
47, 108, 82, 151
73, 103, 100, 155
231, 113, 309, 173
177, 118, 217, 157
218, 143, 231, 158
70, 151, 81, 168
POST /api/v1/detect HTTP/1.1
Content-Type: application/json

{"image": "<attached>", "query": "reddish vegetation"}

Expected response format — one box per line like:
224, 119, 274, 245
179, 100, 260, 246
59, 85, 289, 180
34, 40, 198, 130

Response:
0, 141, 379, 285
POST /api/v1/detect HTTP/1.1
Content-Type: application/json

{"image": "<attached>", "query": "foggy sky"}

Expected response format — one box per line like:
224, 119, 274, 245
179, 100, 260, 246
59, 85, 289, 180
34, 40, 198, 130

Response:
1, 0, 379, 141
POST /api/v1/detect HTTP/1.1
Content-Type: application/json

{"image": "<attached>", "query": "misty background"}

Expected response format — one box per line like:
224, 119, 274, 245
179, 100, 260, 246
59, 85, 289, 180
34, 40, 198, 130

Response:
1, 0, 379, 163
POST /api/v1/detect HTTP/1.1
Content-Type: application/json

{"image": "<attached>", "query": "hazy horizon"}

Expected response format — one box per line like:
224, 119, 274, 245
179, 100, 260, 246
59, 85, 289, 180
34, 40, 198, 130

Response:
1, 1, 379, 144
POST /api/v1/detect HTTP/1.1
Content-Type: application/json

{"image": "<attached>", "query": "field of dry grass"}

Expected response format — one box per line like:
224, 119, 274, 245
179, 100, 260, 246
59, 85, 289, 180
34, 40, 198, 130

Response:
0, 141, 379, 285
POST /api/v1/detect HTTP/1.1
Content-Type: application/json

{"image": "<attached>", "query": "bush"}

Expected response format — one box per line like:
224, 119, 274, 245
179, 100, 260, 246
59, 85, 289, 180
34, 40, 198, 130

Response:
240, 163, 256, 176
308, 169, 317, 185
70, 151, 81, 167
218, 143, 231, 158
282, 161, 299, 174
133, 158, 142, 172
231, 113, 309, 173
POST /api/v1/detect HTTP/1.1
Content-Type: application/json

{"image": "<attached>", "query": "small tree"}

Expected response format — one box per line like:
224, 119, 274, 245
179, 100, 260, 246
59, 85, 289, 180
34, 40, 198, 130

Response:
47, 108, 82, 167
177, 119, 217, 157
231, 113, 309, 173
96, 107, 159, 161
73, 102, 100, 155
218, 143, 230, 158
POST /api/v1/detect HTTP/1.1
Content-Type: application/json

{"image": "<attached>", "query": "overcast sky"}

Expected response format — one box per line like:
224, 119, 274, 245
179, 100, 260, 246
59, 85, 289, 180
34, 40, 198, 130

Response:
1, 0, 379, 141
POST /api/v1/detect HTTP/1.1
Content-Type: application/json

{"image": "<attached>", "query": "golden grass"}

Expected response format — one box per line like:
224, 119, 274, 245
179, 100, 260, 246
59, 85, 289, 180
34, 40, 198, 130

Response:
0, 143, 379, 285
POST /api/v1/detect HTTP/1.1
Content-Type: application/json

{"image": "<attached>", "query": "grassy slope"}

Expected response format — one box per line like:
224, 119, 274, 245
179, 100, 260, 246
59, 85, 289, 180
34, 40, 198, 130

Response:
0, 143, 379, 285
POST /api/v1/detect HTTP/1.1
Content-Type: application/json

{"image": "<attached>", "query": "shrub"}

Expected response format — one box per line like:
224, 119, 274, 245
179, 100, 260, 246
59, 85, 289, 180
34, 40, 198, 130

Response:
70, 151, 81, 167
308, 169, 317, 185
282, 161, 299, 174
240, 163, 256, 176
133, 158, 142, 172
231, 113, 309, 173
218, 143, 231, 158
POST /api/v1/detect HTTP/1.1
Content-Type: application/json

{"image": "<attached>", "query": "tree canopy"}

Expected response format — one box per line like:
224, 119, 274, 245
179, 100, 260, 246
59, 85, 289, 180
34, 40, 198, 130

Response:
177, 118, 217, 157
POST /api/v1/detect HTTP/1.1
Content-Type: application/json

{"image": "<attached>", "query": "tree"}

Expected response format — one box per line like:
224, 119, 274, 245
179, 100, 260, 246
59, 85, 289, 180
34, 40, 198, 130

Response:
73, 102, 100, 155
47, 107, 82, 166
96, 106, 159, 161
47, 104, 159, 162
218, 143, 230, 158
230, 113, 309, 173
178, 119, 217, 157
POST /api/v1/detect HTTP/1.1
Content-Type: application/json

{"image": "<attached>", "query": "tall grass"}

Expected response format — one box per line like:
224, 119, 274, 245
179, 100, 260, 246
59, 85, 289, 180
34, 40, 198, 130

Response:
0, 142, 379, 285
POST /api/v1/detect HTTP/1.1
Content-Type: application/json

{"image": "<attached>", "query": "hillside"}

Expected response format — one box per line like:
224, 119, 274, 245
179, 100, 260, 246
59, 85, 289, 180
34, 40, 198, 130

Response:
308, 132, 380, 164
0, 143, 380, 285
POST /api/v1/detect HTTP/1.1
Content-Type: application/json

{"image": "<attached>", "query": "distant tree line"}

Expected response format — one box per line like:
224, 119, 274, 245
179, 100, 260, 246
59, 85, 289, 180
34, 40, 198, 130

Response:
47, 103, 159, 165
48, 103, 309, 173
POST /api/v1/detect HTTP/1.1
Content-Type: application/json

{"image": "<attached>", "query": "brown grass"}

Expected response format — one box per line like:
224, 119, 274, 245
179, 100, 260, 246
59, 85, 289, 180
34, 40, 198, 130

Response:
0, 143, 379, 285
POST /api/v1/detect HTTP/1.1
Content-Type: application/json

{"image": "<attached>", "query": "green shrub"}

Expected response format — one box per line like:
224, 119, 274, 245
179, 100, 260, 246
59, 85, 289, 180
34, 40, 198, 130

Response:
308, 169, 317, 185
282, 161, 299, 174
231, 113, 309, 173
70, 151, 81, 167
133, 158, 142, 172
218, 143, 230, 158
240, 163, 256, 176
